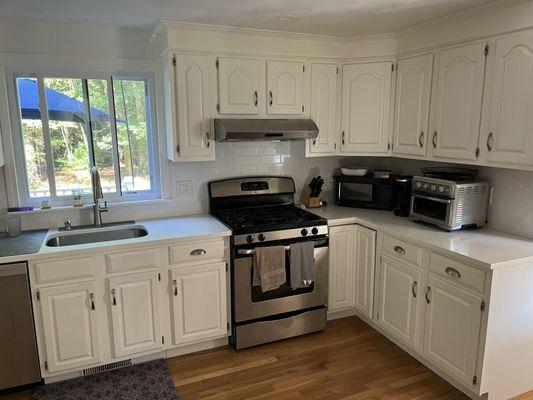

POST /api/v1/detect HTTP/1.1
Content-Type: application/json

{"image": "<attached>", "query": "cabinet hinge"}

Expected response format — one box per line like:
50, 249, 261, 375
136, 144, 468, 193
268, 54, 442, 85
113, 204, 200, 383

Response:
176, 145, 180, 155
481, 300, 485, 312
473, 375, 478, 386
302, 105, 304, 113
44, 361, 48, 370
391, 63, 395, 72
158, 273, 161, 282
484, 43, 489, 56
215, 59, 219, 68
227, 322, 230, 331
302, 65, 305, 73
36, 290, 40, 301
162, 336, 165, 344
172, 55, 176, 67
336, 66, 339, 74
475, 147, 480, 159
387, 142, 391, 151
225, 262, 229, 271
334, 143, 337, 150
216, 103, 220, 112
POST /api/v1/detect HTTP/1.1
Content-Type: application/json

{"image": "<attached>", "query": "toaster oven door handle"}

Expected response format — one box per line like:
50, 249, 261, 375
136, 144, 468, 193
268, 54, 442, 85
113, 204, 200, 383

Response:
412, 193, 452, 204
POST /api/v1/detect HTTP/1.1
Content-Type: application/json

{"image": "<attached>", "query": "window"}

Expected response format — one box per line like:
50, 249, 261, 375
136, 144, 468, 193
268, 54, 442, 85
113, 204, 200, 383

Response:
11, 73, 159, 205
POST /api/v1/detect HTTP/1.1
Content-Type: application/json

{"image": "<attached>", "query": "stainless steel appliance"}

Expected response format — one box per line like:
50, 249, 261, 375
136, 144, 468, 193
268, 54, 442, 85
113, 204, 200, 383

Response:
335, 174, 396, 210
209, 176, 328, 349
215, 119, 319, 141
0, 262, 41, 391
410, 176, 490, 231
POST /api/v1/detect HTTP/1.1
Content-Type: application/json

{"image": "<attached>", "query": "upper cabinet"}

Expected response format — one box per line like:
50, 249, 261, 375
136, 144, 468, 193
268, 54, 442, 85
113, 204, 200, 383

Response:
306, 63, 339, 157
217, 57, 261, 115
483, 31, 533, 167
266, 60, 307, 115
341, 62, 392, 154
393, 54, 434, 157
430, 43, 487, 161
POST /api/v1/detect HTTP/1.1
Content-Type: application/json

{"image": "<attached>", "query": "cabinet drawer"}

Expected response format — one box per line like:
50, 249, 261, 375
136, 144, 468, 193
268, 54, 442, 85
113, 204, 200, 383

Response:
382, 235, 423, 267
106, 248, 159, 273
429, 253, 486, 294
33, 257, 95, 284
169, 239, 225, 265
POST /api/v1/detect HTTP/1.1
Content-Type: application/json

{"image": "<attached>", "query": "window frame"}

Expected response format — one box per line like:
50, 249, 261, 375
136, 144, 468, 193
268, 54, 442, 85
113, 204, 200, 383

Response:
7, 69, 161, 207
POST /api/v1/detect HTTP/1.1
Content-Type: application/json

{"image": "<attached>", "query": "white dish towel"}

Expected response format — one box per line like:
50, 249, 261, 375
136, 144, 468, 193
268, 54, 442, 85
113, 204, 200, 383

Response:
252, 246, 287, 292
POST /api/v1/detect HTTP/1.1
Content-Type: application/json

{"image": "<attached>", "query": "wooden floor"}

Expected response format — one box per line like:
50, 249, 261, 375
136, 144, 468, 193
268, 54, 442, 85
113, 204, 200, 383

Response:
2, 317, 532, 399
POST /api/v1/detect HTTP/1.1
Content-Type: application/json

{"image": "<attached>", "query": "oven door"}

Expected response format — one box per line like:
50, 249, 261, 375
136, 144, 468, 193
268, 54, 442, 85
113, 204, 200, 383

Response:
233, 239, 328, 323
410, 193, 453, 228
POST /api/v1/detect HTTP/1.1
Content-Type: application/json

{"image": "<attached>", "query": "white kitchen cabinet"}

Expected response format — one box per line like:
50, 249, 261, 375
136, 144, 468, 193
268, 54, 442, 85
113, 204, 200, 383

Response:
328, 225, 355, 312
393, 54, 433, 157
306, 63, 338, 156
378, 255, 423, 350
353, 225, 376, 318
341, 62, 392, 154
38, 282, 101, 373
423, 276, 483, 388
108, 272, 161, 357
217, 57, 261, 115
169, 53, 214, 161
484, 31, 533, 167
266, 60, 306, 115
430, 43, 487, 161
171, 262, 227, 345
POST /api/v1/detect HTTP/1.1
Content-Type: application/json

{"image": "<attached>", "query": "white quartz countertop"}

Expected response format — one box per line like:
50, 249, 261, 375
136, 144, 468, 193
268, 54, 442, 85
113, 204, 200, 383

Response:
309, 205, 533, 270
0, 214, 232, 263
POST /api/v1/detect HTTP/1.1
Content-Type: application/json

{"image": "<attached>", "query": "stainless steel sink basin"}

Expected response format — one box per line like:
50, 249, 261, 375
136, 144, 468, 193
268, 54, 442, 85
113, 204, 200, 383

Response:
46, 225, 148, 247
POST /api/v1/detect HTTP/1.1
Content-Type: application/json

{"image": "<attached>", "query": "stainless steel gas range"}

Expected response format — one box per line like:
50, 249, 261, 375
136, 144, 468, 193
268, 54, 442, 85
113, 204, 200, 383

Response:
209, 176, 328, 349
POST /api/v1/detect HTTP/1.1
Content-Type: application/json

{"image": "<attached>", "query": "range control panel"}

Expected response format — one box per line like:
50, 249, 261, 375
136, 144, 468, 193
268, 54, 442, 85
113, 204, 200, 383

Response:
412, 177, 455, 198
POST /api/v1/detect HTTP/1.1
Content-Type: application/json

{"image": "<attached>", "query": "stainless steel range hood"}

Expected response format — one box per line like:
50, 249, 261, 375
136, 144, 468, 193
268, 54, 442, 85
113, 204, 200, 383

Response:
215, 119, 319, 141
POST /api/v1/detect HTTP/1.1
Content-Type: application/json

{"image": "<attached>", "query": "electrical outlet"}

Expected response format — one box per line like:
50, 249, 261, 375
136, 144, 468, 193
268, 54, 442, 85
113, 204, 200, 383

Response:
176, 180, 193, 197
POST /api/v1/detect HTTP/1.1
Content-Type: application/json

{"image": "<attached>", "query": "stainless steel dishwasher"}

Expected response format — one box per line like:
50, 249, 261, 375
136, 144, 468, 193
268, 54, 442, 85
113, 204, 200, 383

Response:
0, 262, 41, 391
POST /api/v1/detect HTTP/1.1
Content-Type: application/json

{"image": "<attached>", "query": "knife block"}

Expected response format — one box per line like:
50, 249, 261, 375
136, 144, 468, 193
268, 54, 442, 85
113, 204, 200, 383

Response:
300, 186, 321, 208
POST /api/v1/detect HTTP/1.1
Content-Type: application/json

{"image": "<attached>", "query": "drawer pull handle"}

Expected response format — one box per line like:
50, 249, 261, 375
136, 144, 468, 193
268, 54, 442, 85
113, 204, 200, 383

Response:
425, 286, 431, 304
254, 91, 258, 107
111, 289, 117, 306
445, 267, 461, 278
90, 293, 95, 310
412, 281, 417, 298
394, 246, 406, 255
418, 131, 424, 148
269, 91, 273, 106
173, 279, 178, 296
190, 248, 207, 256
432, 131, 438, 148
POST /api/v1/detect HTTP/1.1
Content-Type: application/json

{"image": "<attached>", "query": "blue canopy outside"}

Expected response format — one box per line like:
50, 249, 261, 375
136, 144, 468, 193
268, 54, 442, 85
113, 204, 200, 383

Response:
17, 78, 123, 123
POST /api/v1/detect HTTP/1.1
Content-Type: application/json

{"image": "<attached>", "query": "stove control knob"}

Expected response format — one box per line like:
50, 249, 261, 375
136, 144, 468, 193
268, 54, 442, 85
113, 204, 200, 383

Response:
311, 227, 319, 235
258, 233, 265, 242
246, 235, 254, 243
301, 228, 308, 237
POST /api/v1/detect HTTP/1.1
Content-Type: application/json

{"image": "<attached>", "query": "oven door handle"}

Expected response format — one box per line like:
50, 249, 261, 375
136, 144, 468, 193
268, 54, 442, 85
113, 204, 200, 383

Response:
411, 193, 453, 204
237, 240, 327, 255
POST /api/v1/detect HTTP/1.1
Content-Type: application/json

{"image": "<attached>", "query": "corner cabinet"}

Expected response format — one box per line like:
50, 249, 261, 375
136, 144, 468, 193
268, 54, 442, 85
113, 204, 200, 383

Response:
266, 60, 308, 115
165, 52, 215, 161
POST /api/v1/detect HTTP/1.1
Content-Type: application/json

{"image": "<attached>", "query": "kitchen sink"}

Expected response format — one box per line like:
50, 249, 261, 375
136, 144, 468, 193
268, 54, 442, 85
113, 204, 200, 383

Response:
45, 225, 148, 247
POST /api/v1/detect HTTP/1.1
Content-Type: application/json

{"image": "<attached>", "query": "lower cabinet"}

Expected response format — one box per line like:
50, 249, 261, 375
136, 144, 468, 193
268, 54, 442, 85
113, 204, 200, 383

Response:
171, 262, 227, 345
108, 271, 162, 357
38, 282, 101, 373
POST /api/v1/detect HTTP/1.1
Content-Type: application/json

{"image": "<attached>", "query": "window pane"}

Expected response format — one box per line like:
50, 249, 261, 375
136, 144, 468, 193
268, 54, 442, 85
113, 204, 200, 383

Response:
44, 78, 91, 197
113, 79, 152, 194
16, 77, 50, 198
87, 79, 116, 195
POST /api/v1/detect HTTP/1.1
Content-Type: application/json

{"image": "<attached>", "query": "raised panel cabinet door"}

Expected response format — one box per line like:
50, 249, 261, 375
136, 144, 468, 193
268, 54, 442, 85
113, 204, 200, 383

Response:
266, 60, 305, 115
378, 256, 423, 350
171, 262, 227, 345
307, 63, 338, 156
393, 54, 434, 157
341, 62, 392, 154
486, 31, 533, 166
38, 282, 100, 373
175, 53, 214, 159
108, 272, 161, 357
431, 43, 486, 161
423, 276, 482, 388
217, 57, 260, 115
328, 225, 355, 311
353, 225, 376, 318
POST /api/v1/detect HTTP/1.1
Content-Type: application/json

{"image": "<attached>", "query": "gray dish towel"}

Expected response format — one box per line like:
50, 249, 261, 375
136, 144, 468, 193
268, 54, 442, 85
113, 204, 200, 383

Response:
252, 246, 287, 292
290, 241, 315, 289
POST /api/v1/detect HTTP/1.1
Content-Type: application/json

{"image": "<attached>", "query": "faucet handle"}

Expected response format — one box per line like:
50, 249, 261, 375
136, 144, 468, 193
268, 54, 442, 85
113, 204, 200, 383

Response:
64, 219, 72, 230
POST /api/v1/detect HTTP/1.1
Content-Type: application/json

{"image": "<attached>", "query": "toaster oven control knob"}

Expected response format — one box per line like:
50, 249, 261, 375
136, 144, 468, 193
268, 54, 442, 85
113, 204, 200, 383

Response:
301, 228, 308, 236
311, 227, 319, 235
258, 233, 265, 242
246, 235, 254, 243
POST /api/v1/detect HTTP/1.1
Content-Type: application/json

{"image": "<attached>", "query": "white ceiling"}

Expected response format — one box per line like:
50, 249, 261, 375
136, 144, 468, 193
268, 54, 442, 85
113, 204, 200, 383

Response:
0, 0, 503, 36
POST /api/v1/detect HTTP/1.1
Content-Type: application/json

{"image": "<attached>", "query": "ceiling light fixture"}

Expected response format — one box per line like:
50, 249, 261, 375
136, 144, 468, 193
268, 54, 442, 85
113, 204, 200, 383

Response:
276, 14, 296, 22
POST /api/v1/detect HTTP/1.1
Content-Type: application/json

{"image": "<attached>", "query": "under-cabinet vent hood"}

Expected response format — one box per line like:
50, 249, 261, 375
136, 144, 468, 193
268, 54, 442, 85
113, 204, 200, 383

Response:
215, 119, 319, 141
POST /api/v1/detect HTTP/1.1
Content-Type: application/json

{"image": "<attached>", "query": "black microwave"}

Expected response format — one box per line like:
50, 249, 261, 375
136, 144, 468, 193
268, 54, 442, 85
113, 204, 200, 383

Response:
335, 174, 396, 210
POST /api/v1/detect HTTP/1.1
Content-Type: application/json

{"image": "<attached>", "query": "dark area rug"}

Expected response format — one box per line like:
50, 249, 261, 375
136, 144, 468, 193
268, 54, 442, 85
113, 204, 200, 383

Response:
33, 359, 178, 400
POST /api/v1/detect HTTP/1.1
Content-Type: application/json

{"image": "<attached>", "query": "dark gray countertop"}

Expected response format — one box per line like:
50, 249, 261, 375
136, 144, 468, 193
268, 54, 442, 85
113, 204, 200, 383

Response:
0, 229, 48, 258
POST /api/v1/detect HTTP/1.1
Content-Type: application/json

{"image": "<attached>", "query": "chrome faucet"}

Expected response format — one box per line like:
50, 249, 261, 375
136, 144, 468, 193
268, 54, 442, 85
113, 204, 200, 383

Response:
90, 166, 108, 227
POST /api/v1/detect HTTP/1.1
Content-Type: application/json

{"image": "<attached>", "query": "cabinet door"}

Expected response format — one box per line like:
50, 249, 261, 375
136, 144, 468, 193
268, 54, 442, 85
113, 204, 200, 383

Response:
328, 225, 355, 311
108, 272, 161, 357
423, 276, 482, 387
431, 43, 486, 161
39, 282, 100, 373
217, 57, 260, 115
378, 256, 423, 350
307, 63, 338, 156
485, 31, 533, 166
341, 62, 392, 154
393, 54, 434, 157
353, 225, 376, 318
266, 60, 305, 115
171, 262, 227, 345
174, 53, 214, 159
